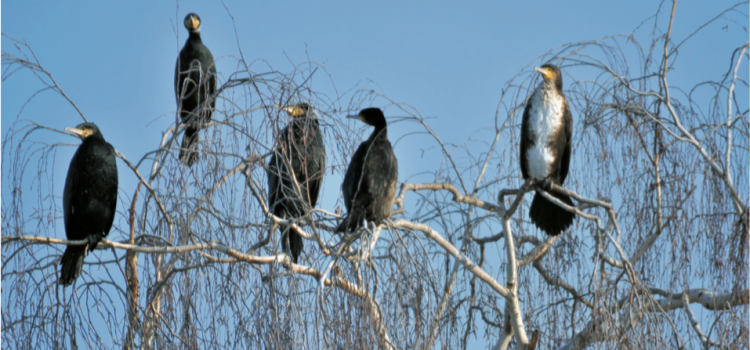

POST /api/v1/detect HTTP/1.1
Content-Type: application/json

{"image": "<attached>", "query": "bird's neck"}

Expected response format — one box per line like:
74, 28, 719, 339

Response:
290, 117, 316, 133
541, 77, 562, 92
368, 125, 387, 142
84, 136, 106, 145
371, 116, 387, 134
188, 32, 203, 44
293, 115, 316, 122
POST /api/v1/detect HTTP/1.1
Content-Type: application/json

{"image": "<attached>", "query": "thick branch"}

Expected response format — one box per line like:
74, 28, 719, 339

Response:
1, 235, 370, 299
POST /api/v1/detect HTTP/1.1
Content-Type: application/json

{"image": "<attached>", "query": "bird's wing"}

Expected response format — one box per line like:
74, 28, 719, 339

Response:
174, 56, 181, 103
519, 99, 532, 179
306, 125, 325, 208
559, 100, 573, 184
206, 51, 217, 109
343, 142, 368, 212
267, 126, 290, 216
103, 144, 118, 235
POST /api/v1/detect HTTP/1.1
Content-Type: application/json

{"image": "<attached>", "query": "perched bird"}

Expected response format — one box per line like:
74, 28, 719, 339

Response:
175, 12, 217, 167
336, 108, 398, 233
267, 102, 326, 263
520, 64, 575, 236
60, 123, 118, 286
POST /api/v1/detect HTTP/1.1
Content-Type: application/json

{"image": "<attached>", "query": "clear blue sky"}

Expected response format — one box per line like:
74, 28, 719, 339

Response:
2, 0, 746, 347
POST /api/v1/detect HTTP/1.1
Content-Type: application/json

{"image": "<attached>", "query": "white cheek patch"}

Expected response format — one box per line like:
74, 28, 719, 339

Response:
525, 86, 564, 178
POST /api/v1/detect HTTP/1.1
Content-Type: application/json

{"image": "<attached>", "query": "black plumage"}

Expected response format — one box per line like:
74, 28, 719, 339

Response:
267, 103, 326, 263
175, 12, 217, 167
60, 123, 118, 286
336, 108, 398, 233
520, 64, 575, 236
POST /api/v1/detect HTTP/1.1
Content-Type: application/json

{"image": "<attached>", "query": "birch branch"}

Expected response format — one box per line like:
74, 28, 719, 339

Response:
556, 288, 750, 350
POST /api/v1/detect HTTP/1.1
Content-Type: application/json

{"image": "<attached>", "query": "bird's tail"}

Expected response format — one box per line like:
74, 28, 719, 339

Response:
179, 127, 199, 167
59, 245, 86, 286
281, 226, 304, 264
529, 190, 575, 236
336, 209, 367, 233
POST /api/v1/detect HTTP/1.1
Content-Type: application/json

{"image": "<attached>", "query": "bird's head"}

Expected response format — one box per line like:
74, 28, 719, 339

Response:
66, 123, 104, 140
534, 64, 563, 89
347, 107, 387, 130
184, 13, 202, 34
282, 102, 317, 119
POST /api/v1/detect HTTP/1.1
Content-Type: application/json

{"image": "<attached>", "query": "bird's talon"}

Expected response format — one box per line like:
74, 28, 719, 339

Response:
542, 178, 553, 191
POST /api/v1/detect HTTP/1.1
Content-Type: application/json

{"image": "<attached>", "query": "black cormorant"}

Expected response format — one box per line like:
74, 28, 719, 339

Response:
267, 103, 326, 263
336, 108, 398, 233
60, 123, 118, 286
175, 12, 217, 167
520, 64, 575, 236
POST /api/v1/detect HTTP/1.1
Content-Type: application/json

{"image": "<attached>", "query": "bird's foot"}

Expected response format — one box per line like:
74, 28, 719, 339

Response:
85, 235, 101, 255
359, 219, 375, 261
540, 177, 553, 191
363, 219, 371, 233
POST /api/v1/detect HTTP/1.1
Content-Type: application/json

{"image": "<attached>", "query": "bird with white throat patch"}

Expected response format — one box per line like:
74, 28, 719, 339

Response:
519, 64, 575, 236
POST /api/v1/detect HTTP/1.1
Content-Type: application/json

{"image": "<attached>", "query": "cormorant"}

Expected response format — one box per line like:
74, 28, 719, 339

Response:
520, 64, 575, 236
336, 108, 398, 233
175, 12, 217, 167
60, 123, 118, 286
267, 103, 326, 263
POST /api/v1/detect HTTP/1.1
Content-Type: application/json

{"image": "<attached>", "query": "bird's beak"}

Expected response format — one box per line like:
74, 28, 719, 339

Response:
281, 105, 295, 114
65, 126, 88, 139
281, 105, 304, 117
190, 17, 200, 30
346, 114, 363, 122
534, 66, 550, 79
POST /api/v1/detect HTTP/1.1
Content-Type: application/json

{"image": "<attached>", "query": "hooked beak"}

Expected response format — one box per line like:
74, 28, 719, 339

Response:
281, 105, 295, 114
534, 66, 550, 79
280, 105, 305, 117
65, 126, 88, 139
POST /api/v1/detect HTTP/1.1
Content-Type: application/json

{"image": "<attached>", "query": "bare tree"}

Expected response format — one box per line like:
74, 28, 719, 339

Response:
2, 2, 748, 349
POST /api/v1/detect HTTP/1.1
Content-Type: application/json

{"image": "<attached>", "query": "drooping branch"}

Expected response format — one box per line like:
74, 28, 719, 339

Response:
390, 219, 510, 298
2, 4, 747, 348
0, 234, 372, 301
557, 288, 750, 350
2, 35, 88, 122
